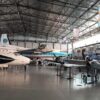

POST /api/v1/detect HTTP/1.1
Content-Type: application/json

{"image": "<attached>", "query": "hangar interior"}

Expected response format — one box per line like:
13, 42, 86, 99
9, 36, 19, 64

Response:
0, 0, 100, 100
0, 0, 99, 49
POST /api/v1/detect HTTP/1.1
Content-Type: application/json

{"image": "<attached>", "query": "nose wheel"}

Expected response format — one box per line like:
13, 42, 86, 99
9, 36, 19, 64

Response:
24, 65, 27, 71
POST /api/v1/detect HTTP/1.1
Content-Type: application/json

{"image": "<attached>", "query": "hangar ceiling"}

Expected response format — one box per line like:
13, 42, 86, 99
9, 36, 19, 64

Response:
0, 0, 100, 43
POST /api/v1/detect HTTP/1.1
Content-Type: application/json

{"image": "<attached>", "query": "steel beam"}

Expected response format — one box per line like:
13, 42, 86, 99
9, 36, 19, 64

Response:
0, 4, 96, 22
57, 0, 99, 39
38, 0, 97, 11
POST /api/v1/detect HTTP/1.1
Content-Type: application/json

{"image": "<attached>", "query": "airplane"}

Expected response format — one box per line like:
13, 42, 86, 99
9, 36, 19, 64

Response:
18, 47, 71, 60
0, 34, 32, 69
0, 53, 30, 68
0, 34, 72, 67
19, 47, 72, 67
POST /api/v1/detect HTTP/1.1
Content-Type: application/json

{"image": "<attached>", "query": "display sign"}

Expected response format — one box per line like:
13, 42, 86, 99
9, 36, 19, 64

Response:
73, 28, 80, 39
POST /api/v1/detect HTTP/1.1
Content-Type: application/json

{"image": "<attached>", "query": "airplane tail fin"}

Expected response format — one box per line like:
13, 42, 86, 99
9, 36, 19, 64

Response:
0, 34, 10, 45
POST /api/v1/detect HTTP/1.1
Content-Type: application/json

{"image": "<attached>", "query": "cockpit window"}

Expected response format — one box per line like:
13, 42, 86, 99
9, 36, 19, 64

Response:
14, 52, 20, 56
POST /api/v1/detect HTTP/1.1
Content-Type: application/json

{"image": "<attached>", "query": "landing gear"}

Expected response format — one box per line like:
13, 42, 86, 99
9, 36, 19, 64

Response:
24, 65, 28, 71
2, 67, 8, 70
4, 67, 8, 70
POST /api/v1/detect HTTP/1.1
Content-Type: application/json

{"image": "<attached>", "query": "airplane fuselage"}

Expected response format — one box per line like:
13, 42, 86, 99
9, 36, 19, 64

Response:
0, 46, 31, 67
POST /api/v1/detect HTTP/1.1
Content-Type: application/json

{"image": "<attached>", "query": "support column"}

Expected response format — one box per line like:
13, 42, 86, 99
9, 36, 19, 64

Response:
67, 43, 68, 53
53, 43, 55, 49
60, 43, 61, 51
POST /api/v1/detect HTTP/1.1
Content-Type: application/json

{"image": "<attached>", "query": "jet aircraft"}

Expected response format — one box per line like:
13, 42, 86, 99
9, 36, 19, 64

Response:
0, 34, 31, 69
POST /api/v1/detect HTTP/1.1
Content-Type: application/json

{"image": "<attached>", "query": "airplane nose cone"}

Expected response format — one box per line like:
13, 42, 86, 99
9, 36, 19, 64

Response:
21, 56, 31, 65
26, 58, 31, 64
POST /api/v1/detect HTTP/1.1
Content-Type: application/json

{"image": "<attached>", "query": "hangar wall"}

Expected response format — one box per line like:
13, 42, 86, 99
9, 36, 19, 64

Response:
66, 31, 100, 53
12, 33, 100, 53
73, 33, 100, 49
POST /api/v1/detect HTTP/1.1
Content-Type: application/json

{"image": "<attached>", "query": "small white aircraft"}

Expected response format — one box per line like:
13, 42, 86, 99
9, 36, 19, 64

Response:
0, 34, 31, 69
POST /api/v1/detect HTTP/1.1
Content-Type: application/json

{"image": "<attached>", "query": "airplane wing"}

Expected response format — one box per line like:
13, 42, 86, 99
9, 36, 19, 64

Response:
17, 48, 39, 54
16, 44, 46, 53
39, 51, 56, 57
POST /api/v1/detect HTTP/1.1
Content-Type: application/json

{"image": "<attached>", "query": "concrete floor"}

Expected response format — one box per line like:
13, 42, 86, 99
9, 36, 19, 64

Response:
0, 65, 100, 100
